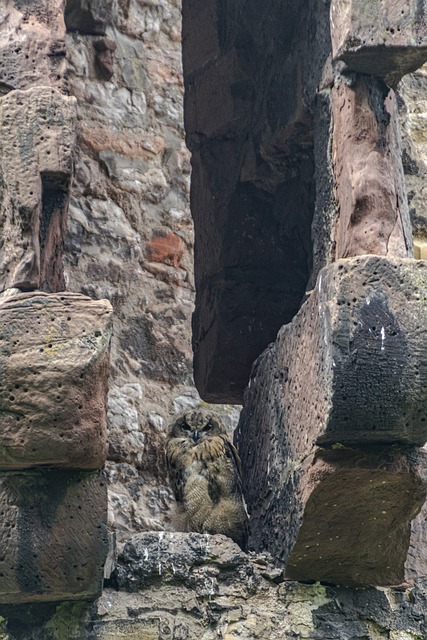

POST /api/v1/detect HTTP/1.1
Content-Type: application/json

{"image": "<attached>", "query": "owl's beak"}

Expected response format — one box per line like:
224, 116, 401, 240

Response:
192, 430, 200, 442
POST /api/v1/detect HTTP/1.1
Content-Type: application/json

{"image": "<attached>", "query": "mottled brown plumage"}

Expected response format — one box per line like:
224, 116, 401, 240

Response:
166, 409, 248, 550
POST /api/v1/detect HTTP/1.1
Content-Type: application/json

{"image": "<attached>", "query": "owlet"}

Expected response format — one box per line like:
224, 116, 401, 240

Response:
166, 409, 249, 550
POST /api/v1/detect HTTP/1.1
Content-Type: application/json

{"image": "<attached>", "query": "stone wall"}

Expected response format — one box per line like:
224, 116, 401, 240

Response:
1, 0, 427, 638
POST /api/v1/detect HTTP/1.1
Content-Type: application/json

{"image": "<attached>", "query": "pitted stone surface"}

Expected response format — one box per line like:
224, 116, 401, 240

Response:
285, 447, 427, 585
0, 87, 76, 292
0, 0, 67, 93
263, 256, 427, 445
331, 0, 427, 86
236, 255, 427, 585
0, 292, 112, 469
0, 469, 107, 604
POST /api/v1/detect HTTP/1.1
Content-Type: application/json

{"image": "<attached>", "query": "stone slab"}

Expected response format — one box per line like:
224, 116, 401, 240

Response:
237, 255, 427, 585
0, 291, 112, 470
183, 0, 322, 403
331, 0, 427, 86
0, 87, 76, 292
0, 469, 107, 603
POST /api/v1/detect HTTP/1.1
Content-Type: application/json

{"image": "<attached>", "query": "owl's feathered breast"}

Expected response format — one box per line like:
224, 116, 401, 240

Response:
166, 434, 243, 504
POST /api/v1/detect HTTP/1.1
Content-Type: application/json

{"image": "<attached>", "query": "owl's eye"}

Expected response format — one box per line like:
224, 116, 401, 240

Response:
180, 423, 191, 431
202, 422, 212, 431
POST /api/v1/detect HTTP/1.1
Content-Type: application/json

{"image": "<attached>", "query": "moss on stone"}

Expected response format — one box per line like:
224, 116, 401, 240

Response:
43, 602, 90, 640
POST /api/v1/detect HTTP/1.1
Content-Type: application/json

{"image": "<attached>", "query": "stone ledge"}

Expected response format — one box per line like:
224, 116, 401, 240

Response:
331, 0, 427, 86
0, 291, 112, 470
266, 256, 427, 446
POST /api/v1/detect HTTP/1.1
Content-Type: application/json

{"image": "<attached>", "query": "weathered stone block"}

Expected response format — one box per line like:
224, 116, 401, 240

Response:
64, 0, 114, 35
183, 0, 332, 402
114, 532, 248, 592
331, 0, 427, 86
0, 469, 107, 603
294, 257, 427, 444
0, 291, 112, 470
0, 87, 76, 292
332, 77, 413, 261
237, 255, 427, 585
284, 447, 427, 585
0, 0, 67, 93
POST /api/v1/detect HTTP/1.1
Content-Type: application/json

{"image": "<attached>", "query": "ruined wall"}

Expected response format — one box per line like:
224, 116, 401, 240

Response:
1, 0, 427, 638
62, 0, 199, 540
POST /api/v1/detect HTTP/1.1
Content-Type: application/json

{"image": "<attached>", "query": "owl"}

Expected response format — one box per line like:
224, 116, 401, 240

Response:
166, 409, 249, 550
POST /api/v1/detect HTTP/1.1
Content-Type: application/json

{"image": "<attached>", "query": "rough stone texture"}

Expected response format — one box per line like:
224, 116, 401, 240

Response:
332, 76, 413, 260
331, 0, 427, 87
62, 0, 212, 540
5, 533, 427, 639
236, 255, 427, 586
250, 256, 427, 446
0, 87, 76, 292
93, 38, 117, 81
0, 0, 68, 93
398, 64, 427, 239
285, 447, 427, 586
64, 0, 114, 35
0, 469, 107, 604
0, 291, 112, 469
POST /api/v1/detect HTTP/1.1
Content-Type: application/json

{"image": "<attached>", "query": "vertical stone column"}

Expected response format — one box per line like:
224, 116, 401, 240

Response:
311, 0, 427, 282
0, 0, 112, 603
236, 0, 427, 586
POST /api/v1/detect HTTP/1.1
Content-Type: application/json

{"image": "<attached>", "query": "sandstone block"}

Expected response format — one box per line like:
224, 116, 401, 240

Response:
0, 291, 112, 470
259, 256, 427, 445
183, 1, 329, 402
0, 469, 107, 603
114, 531, 249, 592
0, 0, 67, 92
331, 0, 427, 86
0, 87, 76, 292
237, 255, 427, 585
146, 230, 185, 268
332, 77, 413, 261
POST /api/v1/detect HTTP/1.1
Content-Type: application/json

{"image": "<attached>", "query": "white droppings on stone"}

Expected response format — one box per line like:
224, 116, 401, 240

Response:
380, 326, 386, 350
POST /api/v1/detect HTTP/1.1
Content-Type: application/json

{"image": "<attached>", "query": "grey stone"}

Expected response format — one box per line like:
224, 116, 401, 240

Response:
236, 256, 427, 586
114, 531, 250, 592
0, 87, 76, 293
65, 0, 114, 35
